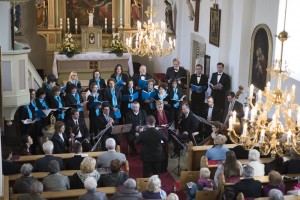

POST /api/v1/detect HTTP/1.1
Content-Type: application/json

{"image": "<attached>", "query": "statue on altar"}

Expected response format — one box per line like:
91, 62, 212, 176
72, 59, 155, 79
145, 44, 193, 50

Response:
87, 9, 94, 27
131, 0, 142, 27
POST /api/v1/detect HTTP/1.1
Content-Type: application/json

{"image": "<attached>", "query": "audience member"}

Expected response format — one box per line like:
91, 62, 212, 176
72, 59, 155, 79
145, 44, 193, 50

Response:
99, 159, 128, 187
13, 163, 37, 194
71, 157, 100, 189
16, 181, 45, 200
2, 146, 20, 175
111, 178, 142, 200
187, 167, 215, 200
248, 149, 265, 176
214, 151, 243, 187
19, 135, 33, 156
205, 134, 229, 161
42, 160, 70, 191
78, 177, 107, 200
282, 149, 300, 174
233, 164, 262, 198
262, 171, 285, 197
265, 154, 284, 175
65, 142, 85, 170
167, 193, 179, 200
96, 138, 126, 168
268, 189, 284, 200
33, 141, 63, 172
142, 175, 167, 199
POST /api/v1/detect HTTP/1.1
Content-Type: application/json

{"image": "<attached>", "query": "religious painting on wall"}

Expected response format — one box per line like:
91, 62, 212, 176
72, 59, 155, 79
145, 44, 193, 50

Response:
66, 0, 112, 33
131, 0, 143, 28
209, 5, 221, 47
249, 24, 273, 91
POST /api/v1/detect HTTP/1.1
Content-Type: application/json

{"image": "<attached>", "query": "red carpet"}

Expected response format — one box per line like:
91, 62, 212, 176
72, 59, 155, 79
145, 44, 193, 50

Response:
120, 139, 186, 199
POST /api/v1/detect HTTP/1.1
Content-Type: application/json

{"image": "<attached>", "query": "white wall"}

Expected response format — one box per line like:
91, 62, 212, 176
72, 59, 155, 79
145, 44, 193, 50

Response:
0, 2, 12, 51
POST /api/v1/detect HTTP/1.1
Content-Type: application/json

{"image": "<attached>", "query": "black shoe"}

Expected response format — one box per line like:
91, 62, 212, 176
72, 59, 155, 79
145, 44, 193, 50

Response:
171, 154, 179, 159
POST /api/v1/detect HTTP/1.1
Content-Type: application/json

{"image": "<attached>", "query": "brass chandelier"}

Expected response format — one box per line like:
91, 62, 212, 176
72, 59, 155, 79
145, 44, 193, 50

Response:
125, 0, 175, 61
227, 0, 300, 157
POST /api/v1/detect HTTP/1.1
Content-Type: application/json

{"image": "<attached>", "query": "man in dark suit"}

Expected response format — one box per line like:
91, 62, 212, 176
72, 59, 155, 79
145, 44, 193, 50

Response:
65, 109, 91, 152
131, 65, 153, 89
136, 115, 167, 177
165, 58, 187, 87
94, 103, 119, 150
210, 62, 230, 111
190, 64, 208, 116
33, 141, 64, 172
171, 102, 199, 159
125, 101, 147, 156
223, 92, 244, 125
233, 165, 262, 198
65, 142, 85, 170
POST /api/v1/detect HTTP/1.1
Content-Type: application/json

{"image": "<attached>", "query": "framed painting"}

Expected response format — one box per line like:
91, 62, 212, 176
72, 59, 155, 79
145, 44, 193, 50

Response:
66, 0, 112, 34
204, 55, 211, 77
209, 6, 221, 47
249, 24, 273, 91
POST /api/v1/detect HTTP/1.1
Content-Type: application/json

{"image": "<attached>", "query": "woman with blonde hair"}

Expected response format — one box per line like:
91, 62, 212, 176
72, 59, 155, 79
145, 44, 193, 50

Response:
262, 170, 285, 196
205, 134, 229, 161
142, 175, 167, 199
66, 71, 82, 94
70, 157, 100, 189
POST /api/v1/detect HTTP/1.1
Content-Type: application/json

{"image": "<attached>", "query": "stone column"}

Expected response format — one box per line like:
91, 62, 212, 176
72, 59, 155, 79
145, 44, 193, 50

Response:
124, 0, 131, 29
47, 0, 55, 28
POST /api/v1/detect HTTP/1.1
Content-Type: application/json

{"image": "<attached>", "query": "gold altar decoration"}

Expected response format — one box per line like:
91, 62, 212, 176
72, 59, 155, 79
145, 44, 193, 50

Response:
227, 0, 300, 157
125, 0, 175, 61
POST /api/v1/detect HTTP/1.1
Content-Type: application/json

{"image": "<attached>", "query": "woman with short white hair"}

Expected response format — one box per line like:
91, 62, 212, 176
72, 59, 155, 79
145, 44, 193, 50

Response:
248, 149, 265, 176
13, 163, 37, 193
78, 177, 107, 200
205, 134, 229, 161
268, 189, 284, 200
142, 175, 167, 199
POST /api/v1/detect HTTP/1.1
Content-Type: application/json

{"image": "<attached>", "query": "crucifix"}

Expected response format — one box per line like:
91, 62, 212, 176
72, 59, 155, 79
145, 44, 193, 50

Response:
194, 0, 200, 32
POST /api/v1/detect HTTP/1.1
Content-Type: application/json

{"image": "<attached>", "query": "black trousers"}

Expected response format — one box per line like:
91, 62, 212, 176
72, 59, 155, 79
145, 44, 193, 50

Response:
127, 133, 137, 153
143, 161, 161, 178
172, 133, 190, 155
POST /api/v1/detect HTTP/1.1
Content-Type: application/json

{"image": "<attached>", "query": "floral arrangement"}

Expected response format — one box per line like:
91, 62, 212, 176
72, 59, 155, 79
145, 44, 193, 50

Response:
110, 33, 124, 57
59, 33, 79, 58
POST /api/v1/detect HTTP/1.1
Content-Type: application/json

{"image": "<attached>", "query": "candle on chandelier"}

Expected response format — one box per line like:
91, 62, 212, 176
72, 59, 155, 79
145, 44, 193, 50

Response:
244, 106, 249, 120
258, 90, 262, 101
250, 107, 256, 122
173, 39, 176, 48
228, 116, 233, 131
249, 84, 254, 98
288, 109, 292, 118
232, 111, 236, 125
169, 37, 172, 47
137, 21, 141, 30
260, 129, 265, 143
266, 82, 271, 93
287, 129, 292, 145
242, 123, 248, 137
291, 85, 296, 97
297, 108, 300, 127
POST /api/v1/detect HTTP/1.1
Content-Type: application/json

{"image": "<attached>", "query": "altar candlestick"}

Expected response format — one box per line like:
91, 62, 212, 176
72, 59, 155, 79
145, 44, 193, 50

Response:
112, 18, 115, 30
67, 18, 70, 33
59, 18, 63, 29
75, 18, 78, 33
120, 18, 123, 26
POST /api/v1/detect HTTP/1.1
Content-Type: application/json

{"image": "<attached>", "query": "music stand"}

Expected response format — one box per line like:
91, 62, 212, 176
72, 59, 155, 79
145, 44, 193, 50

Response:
111, 124, 133, 135
170, 132, 186, 176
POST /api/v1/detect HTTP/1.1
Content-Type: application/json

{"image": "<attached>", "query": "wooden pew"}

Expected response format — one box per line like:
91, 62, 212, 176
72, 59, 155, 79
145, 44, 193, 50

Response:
255, 195, 300, 200
179, 171, 200, 191
195, 190, 218, 200
10, 187, 116, 200
0, 176, 9, 200
187, 143, 237, 171
136, 178, 149, 192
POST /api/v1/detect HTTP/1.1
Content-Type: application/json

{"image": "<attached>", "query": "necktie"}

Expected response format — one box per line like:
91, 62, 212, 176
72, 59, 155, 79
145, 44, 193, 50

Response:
75, 120, 78, 126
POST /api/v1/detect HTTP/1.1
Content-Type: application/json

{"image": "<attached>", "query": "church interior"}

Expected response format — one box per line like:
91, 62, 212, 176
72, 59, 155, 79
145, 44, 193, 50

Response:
1, 0, 300, 199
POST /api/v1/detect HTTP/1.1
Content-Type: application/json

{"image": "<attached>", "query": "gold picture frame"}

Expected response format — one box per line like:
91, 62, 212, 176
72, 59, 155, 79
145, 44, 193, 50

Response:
209, 5, 221, 47
249, 24, 273, 91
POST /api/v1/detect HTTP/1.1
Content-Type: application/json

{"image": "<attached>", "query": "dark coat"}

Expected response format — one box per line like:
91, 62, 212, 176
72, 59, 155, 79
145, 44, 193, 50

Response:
179, 111, 199, 136
33, 155, 64, 172
66, 81, 82, 94
64, 155, 85, 170
136, 127, 166, 162
210, 72, 230, 109
51, 133, 69, 154
165, 66, 187, 86
202, 104, 222, 122
2, 160, 20, 175
190, 73, 208, 103
223, 100, 244, 123
89, 78, 106, 90
131, 73, 152, 88
233, 178, 262, 198
125, 110, 147, 135
64, 118, 89, 140
103, 87, 122, 109
110, 188, 142, 200
110, 73, 129, 85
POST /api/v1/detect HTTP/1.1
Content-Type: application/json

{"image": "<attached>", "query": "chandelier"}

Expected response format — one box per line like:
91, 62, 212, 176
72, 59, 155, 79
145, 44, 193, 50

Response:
227, 0, 300, 157
125, 0, 175, 61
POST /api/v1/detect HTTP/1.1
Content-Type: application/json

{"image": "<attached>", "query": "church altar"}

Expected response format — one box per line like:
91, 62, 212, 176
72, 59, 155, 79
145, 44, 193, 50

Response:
52, 52, 133, 82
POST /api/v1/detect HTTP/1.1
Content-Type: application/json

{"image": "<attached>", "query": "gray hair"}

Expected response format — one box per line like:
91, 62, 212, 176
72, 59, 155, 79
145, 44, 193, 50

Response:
268, 189, 284, 200
243, 164, 254, 178
124, 178, 136, 189
84, 177, 97, 191
166, 193, 179, 200
200, 167, 211, 179
248, 149, 260, 161
31, 181, 44, 194
43, 141, 54, 154
105, 138, 116, 150
147, 175, 161, 193
20, 163, 33, 176
48, 160, 60, 174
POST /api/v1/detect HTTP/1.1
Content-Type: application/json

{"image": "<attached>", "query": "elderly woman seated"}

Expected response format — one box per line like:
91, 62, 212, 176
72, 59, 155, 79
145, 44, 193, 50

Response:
70, 157, 100, 189
268, 189, 284, 200
262, 171, 285, 196
248, 149, 265, 176
99, 159, 128, 187
187, 167, 215, 200
111, 178, 142, 200
142, 175, 167, 199
233, 164, 262, 199
78, 177, 107, 200
205, 134, 229, 161
42, 160, 70, 191
16, 181, 45, 200
13, 163, 37, 194
167, 193, 179, 200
